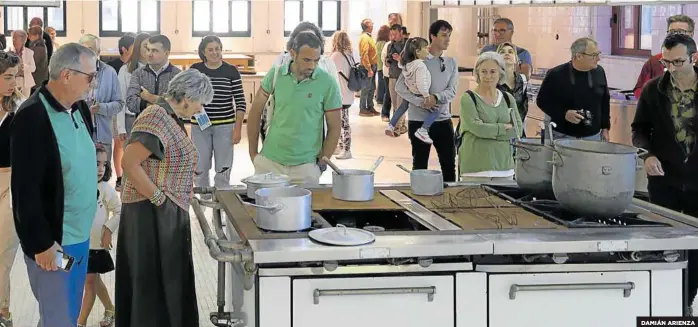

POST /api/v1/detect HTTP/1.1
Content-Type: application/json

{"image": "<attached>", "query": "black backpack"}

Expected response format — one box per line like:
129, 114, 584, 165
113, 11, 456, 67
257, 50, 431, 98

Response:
337, 52, 369, 92
455, 90, 512, 152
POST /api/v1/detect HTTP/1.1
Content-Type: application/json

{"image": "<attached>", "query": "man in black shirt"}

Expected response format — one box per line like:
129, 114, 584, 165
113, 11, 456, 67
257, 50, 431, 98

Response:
536, 37, 610, 142
107, 33, 136, 74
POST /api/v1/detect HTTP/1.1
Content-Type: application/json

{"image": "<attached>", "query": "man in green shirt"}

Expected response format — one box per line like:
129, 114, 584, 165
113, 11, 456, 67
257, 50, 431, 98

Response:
247, 31, 343, 185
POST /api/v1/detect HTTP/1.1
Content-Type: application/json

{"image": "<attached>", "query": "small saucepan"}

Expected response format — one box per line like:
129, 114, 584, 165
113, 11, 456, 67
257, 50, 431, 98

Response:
325, 156, 384, 202
397, 164, 444, 196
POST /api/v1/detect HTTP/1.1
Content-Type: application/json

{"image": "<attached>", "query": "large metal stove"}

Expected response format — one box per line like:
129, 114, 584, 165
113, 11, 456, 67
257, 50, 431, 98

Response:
192, 182, 698, 327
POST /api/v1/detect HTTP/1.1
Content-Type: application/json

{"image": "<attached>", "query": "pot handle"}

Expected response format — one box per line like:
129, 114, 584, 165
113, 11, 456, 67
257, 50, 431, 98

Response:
546, 122, 557, 146
635, 148, 649, 171
396, 164, 412, 174
243, 201, 284, 213
548, 150, 563, 167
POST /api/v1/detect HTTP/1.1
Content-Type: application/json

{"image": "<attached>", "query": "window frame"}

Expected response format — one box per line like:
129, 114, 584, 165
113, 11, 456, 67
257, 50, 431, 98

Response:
191, 0, 251, 37
611, 5, 652, 58
284, 0, 341, 37
3, 1, 67, 37
98, 0, 161, 38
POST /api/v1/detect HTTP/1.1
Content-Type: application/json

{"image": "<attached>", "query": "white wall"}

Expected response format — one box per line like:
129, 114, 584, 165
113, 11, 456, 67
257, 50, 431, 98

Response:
1, 0, 419, 72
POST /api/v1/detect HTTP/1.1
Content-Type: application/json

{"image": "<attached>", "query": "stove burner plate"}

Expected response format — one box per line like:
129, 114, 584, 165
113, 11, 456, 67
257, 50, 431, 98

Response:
480, 185, 671, 228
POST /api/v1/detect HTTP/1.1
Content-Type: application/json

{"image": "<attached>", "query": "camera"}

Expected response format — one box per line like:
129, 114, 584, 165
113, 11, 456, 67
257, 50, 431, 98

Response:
577, 109, 593, 127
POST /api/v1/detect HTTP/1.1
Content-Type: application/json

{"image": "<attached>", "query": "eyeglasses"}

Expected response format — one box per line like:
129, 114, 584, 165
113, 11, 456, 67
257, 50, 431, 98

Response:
69, 68, 97, 83
581, 52, 601, 59
660, 58, 689, 67
439, 57, 445, 72
668, 29, 693, 36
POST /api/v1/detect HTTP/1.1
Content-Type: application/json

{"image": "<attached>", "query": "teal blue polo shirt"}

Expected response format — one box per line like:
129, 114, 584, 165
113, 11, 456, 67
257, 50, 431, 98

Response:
41, 94, 98, 246
260, 62, 343, 166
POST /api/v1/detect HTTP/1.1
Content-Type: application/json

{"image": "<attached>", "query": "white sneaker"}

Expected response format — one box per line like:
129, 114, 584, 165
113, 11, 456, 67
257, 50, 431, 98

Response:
415, 127, 433, 144
385, 125, 398, 137
336, 150, 352, 160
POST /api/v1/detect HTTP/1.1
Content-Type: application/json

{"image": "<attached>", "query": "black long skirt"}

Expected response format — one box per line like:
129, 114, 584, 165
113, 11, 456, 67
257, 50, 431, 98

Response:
115, 199, 199, 327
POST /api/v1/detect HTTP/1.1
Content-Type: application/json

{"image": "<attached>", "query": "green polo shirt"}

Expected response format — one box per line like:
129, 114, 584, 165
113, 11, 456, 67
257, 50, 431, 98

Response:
260, 62, 342, 166
42, 94, 98, 246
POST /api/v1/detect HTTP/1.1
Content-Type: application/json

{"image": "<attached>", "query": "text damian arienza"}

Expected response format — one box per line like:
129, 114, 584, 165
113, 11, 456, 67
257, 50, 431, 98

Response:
641, 322, 696, 325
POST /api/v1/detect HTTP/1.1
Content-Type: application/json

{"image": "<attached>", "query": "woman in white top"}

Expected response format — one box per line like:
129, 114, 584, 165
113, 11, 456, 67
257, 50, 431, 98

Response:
9, 30, 35, 98
0, 51, 24, 327
114, 32, 151, 191
330, 31, 355, 160
261, 22, 340, 142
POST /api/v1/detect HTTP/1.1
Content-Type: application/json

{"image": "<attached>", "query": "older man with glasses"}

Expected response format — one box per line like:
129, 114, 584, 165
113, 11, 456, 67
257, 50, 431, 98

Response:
633, 15, 695, 100
537, 37, 610, 142
10, 43, 97, 327
79, 34, 123, 158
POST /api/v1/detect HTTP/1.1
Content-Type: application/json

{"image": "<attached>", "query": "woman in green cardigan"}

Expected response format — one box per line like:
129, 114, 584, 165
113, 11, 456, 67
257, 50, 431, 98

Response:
458, 51, 523, 181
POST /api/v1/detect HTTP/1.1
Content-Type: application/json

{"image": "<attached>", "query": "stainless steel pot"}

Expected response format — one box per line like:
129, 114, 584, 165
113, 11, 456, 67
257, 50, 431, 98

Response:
513, 138, 554, 197
241, 172, 291, 198
245, 187, 312, 231
551, 139, 647, 217
332, 169, 374, 201
397, 164, 444, 196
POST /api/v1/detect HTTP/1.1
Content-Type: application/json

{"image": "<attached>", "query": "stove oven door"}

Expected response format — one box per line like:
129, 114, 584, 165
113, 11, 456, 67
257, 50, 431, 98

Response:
488, 271, 650, 327
292, 275, 455, 327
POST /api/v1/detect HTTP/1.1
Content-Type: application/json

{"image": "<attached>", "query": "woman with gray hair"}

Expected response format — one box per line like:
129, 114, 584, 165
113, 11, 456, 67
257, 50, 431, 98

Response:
116, 68, 213, 327
457, 51, 522, 181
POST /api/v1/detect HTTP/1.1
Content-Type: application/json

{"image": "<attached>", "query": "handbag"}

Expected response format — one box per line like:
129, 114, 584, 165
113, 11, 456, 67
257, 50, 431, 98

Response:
337, 52, 369, 92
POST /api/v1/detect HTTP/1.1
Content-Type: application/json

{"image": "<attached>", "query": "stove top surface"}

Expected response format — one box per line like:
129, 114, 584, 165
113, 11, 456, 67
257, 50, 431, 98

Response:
481, 185, 671, 228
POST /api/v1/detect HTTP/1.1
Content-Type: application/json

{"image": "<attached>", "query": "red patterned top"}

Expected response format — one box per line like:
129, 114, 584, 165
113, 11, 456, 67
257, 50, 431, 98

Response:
121, 103, 198, 210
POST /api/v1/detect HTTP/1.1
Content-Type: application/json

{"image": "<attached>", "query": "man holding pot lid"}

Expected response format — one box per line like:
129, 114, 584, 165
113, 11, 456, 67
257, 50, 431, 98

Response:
246, 31, 343, 186
632, 33, 698, 313
536, 37, 610, 142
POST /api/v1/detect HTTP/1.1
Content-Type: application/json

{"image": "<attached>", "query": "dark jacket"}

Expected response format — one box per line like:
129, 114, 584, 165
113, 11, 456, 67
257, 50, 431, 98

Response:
10, 83, 94, 259
386, 40, 405, 79
25, 31, 53, 63
632, 66, 698, 191
28, 38, 49, 84
536, 61, 610, 137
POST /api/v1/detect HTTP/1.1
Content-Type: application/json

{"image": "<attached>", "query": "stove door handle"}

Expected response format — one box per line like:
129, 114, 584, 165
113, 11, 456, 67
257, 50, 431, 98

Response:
313, 286, 436, 305
509, 282, 635, 300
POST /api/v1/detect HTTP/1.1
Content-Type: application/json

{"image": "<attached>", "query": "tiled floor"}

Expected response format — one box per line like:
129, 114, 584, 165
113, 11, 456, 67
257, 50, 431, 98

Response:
6, 101, 442, 326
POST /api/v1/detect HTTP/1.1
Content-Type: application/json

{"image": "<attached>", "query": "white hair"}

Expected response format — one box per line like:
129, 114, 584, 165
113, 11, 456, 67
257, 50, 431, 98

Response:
48, 43, 97, 80
570, 37, 597, 59
165, 69, 214, 105
78, 33, 101, 53
474, 51, 507, 85
11, 30, 27, 41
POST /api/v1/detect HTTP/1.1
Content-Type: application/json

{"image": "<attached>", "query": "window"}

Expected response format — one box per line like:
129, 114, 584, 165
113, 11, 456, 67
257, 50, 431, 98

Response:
611, 5, 653, 57
3, 0, 66, 37
284, 0, 341, 37
99, 0, 160, 37
192, 0, 251, 37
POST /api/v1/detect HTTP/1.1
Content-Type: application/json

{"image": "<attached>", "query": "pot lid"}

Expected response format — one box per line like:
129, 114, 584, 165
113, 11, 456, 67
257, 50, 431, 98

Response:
244, 172, 291, 184
309, 224, 376, 246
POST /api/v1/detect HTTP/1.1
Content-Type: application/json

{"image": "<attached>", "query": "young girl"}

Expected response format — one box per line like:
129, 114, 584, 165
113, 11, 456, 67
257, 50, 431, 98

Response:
384, 37, 438, 144
77, 145, 121, 327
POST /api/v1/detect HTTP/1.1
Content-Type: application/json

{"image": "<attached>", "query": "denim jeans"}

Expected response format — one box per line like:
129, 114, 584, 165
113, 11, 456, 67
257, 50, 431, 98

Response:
359, 64, 377, 110
376, 70, 386, 104
192, 123, 235, 188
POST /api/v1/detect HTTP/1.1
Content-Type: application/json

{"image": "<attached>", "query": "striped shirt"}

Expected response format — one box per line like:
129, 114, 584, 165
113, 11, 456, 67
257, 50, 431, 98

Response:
190, 62, 246, 125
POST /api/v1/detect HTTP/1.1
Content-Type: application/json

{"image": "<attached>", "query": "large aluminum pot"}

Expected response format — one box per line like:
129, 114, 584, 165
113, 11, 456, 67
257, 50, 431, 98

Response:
551, 139, 647, 217
245, 187, 312, 231
513, 138, 554, 197
241, 172, 291, 198
332, 169, 374, 201
397, 164, 444, 195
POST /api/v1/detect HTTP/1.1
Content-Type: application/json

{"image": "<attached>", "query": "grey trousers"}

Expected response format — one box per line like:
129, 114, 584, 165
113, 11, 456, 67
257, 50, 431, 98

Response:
191, 123, 234, 188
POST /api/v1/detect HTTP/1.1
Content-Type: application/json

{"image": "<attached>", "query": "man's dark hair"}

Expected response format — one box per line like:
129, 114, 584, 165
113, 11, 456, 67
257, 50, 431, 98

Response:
118, 33, 136, 55
493, 18, 514, 30
663, 33, 697, 56
292, 31, 322, 53
286, 22, 325, 54
148, 34, 171, 52
429, 20, 453, 43
390, 24, 402, 31
401, 26, 408, 35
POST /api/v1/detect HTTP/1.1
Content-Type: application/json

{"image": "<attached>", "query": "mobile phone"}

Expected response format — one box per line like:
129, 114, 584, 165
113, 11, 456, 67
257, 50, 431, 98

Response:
55, 250, 75, 272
